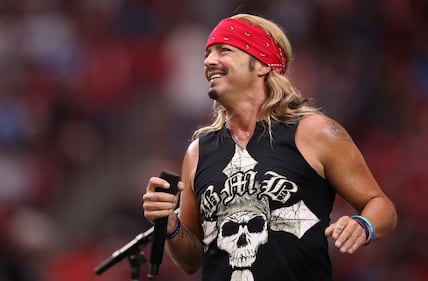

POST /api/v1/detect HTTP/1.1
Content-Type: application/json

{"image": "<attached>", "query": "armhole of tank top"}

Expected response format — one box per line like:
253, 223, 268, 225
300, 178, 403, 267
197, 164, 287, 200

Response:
189, 137, 200, 193
292, 119, 326, 179
289, 121, 300, 150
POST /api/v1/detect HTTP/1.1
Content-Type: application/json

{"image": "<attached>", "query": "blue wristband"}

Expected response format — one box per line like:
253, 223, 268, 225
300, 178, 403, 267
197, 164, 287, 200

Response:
166, 214, 180, 240
351, 215, 375, 244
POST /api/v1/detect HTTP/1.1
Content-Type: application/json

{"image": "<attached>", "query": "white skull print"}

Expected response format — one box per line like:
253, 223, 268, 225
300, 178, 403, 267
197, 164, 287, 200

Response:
217, 210, 268, 268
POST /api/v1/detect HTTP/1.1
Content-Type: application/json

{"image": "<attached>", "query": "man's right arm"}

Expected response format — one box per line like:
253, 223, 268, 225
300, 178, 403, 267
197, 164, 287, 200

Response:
165, 139, 204, 274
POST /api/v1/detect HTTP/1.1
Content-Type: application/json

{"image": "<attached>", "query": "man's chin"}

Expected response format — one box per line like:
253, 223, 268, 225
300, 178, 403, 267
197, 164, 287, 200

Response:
208, 88, 219, 100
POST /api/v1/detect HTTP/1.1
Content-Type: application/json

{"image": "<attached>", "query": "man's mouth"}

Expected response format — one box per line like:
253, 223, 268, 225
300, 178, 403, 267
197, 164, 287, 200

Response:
209, 73, 224, 82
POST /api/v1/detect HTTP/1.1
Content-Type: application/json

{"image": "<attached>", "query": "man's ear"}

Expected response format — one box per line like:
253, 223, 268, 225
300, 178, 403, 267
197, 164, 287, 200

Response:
257, 63, 271, 77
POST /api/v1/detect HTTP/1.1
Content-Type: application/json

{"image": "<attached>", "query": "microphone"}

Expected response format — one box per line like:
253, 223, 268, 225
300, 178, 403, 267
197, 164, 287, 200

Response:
148, 171, 180, 279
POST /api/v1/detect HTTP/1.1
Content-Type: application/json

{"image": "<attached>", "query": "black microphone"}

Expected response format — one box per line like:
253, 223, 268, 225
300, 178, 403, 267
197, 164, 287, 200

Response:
148, 171, 180, 279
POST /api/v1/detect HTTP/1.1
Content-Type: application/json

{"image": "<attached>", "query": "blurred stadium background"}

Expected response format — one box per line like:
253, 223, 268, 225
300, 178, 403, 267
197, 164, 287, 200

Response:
0, 0, 426, 280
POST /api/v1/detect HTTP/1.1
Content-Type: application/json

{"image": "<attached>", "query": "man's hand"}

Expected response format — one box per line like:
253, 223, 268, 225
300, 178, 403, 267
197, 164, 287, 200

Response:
325, 215, 367, 254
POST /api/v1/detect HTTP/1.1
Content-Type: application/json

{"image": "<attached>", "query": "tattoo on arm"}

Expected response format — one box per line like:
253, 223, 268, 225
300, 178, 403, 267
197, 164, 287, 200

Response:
180, 226, 199, 249
326, 119, 353, 142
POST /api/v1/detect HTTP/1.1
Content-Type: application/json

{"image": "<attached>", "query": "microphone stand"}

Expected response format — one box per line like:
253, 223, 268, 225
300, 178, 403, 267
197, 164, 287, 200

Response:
94, 208, 179, 280
94, 226, 154, 281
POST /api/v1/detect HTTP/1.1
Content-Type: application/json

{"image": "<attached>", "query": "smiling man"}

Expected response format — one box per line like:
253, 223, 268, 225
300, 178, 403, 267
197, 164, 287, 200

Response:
142, 14, 397, 281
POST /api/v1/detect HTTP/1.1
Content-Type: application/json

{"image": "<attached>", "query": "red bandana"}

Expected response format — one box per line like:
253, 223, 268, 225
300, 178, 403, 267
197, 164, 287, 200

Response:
206, 18, 286, 74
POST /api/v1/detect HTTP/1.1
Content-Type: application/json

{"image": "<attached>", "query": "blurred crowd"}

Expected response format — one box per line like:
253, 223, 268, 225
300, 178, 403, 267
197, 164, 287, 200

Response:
0, 0, 426, 281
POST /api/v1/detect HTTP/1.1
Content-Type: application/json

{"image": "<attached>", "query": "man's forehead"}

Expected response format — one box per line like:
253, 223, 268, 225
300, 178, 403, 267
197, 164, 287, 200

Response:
205, 44, 240, 52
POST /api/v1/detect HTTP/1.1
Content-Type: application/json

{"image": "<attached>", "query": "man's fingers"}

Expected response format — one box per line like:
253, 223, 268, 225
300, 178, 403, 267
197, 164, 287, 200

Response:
334, 220, 366, 253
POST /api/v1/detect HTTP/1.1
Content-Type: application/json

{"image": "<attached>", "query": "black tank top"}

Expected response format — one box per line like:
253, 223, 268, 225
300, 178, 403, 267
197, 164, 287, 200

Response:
195, 121, 336, 281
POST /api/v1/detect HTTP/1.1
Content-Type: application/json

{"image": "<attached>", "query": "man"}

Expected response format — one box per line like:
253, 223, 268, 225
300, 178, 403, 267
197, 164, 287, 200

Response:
142, 14, 397, 281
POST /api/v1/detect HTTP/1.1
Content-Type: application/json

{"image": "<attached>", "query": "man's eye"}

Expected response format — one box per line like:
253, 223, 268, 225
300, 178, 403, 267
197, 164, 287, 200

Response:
221, 47, 231, 52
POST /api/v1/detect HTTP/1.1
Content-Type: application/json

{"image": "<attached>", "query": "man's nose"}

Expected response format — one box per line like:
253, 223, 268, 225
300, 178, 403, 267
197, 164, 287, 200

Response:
204, 50, 219, 67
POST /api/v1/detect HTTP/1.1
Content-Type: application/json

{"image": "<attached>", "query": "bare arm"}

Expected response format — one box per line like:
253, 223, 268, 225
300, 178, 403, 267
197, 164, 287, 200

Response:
165, 139, 204, 273
142, 139, 204, 274
296, 114, 397, 253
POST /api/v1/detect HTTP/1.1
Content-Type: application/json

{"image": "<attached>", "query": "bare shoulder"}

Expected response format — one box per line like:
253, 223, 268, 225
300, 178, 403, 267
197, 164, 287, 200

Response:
180, 138, 204, 240
295, 114, 356, 178
183, 138, 199, 172
182, 138, 199, 192
185, 138, 199, 163
298, 113, 354, 144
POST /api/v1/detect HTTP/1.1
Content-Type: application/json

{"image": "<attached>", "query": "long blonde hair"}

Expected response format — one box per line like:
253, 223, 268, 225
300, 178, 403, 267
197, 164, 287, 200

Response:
192, 14, 320, 140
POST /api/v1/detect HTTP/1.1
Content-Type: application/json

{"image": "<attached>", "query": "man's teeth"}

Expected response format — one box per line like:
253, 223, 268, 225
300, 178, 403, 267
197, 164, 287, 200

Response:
210, 74, 223, 81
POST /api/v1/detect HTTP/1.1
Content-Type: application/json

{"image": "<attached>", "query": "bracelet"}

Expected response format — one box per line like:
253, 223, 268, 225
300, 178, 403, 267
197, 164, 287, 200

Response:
351, 215, 375, 244
166, 214, 180, 240
353, 217, 370, 240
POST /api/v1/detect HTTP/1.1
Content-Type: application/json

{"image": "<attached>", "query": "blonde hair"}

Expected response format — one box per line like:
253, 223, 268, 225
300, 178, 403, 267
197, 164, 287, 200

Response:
192, 14, 320, 140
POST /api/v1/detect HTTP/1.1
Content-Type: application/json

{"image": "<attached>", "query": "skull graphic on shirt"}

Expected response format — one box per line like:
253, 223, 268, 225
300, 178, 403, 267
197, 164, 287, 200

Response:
217, 211, 268, 268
